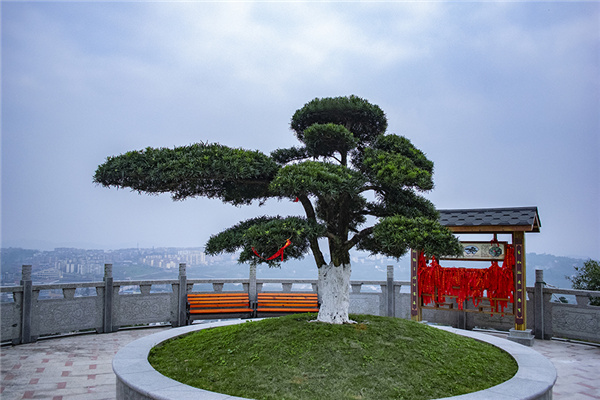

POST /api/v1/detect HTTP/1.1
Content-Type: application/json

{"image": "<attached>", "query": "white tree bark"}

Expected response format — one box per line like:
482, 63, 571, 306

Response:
316, 262, 354, 324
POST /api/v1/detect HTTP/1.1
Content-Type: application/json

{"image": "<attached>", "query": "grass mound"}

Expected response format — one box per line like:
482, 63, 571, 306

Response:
149, 314, 517, 400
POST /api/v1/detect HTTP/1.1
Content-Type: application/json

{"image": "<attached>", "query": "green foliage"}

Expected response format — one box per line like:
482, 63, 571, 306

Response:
567, 259, 600, 306
360, 135, 434, 191
366, 189, 438, 219
291, 95, 387, 145
271, 146, 309, 165
205, 216, 326, 267
94, 143, 279, 205
365, 216, 463, 259
269, 161, 366, 199
149, 314, 517, 400
303, 123, 357, 161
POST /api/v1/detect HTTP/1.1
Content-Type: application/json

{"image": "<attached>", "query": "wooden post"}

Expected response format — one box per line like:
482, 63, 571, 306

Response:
410, 249, 421, 321
513, 231, 527, 330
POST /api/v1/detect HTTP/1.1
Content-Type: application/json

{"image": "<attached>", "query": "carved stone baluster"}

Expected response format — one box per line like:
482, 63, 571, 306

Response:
62, 288, 76, 299
139, 285, 151, 296
212, 283, 224, 293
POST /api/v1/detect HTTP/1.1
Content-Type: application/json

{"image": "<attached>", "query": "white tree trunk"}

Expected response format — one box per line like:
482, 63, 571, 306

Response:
316, 262, 354, 324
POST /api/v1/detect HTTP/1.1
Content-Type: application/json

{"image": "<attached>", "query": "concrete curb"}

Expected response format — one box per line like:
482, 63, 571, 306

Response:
113, 320, 556, 400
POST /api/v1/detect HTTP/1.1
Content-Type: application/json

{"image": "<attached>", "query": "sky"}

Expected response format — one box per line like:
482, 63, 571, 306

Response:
1, 1, 599, 261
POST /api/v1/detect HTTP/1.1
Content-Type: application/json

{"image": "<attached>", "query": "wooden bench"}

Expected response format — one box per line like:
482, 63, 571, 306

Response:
255, 292, 320, 317
186, 293, 253, 324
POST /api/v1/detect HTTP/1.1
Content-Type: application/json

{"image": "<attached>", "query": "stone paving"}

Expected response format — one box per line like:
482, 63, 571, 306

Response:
534, 339, 600, 400
1, 327, 599, 400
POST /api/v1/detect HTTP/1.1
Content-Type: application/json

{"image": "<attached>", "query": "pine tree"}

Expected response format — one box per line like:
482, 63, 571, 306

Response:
94, 95, 462, 323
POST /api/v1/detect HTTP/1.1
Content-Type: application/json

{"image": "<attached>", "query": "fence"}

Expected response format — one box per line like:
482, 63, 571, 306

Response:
1, 264, 598, 345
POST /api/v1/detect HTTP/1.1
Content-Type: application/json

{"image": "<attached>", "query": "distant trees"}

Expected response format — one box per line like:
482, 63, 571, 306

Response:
94, 95, 462, 323
567, 259, 600, 306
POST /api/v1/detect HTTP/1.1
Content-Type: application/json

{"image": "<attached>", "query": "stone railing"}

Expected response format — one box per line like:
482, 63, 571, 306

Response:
1, 264, 598, 345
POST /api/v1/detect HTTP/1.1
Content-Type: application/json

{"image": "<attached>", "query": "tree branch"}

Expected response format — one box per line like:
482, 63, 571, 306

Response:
297, 194, 317, 222
297, 194, 326, 267
344, 226, 374, 251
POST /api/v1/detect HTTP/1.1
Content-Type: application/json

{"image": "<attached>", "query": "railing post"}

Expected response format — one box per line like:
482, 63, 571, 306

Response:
20, 265, 34, 344
103, 264, 114, 333
249, 264, 257, 304
387, 265, 395, 317
177, 263, 187, 327
534, 269, 545, 339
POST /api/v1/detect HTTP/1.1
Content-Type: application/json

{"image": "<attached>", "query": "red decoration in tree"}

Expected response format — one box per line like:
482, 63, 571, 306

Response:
252, 239, 292, 262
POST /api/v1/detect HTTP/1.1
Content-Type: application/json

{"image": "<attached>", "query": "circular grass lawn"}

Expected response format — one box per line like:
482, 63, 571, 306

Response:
149, 314, 517, 400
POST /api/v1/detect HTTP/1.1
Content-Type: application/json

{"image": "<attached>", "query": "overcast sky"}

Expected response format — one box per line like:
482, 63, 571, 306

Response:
1, 1, 599, 261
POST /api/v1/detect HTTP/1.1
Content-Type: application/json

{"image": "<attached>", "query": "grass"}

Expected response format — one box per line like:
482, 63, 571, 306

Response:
148, 314, 517, 400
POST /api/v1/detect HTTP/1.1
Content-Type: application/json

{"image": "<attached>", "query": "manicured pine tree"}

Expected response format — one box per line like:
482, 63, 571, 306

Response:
94, 95, 462, 323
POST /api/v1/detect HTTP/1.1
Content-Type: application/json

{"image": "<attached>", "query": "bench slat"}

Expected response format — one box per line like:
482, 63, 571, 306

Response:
189, 302, 249, 305
257, 301, 318, 307
188, 293, 248, 299
257, 294, 317, 297
190, 308, 254, 314
257, 308, 318, 312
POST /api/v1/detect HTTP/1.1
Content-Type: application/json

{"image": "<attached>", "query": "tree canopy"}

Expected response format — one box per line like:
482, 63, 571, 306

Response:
94, 95, 462, 268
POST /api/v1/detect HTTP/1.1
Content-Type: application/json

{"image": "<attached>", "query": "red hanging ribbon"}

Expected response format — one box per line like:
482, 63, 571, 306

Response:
252, 239, 292, 262
417, 244, 516, 313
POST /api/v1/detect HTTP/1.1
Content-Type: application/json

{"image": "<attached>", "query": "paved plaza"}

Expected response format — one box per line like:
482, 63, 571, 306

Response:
1, 326, 599, 400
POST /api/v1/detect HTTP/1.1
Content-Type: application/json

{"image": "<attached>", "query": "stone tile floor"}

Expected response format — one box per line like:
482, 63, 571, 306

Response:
1, 326, 598, 399
533, 338, 600, 400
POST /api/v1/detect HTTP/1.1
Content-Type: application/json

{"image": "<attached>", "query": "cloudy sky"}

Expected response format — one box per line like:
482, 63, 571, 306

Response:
2, 1, 599, 261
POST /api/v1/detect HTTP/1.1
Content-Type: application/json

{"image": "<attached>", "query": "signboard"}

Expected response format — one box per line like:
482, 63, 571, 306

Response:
439, 241, 507, 261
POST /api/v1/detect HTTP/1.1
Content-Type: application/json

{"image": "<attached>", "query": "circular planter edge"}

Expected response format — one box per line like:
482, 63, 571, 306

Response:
113, 320, 556, 400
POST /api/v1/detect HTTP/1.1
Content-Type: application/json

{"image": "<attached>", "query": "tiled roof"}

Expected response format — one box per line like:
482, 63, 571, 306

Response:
439, 207, 541, 232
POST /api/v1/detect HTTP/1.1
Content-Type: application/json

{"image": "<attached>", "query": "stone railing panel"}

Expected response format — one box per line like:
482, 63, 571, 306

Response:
36, 295, 102, 337
542, 285, 600, 342
0, 289, 22, 344
113, 293, 173, 328
349, 293, 381, 315
549, 303, 599, 342
394, 292, 411, 320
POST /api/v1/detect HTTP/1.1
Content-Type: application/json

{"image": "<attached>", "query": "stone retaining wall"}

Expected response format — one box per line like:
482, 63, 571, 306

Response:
113, 320, 556, 400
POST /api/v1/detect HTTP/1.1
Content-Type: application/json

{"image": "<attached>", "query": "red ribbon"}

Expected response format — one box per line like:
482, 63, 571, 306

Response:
252, 239, 292, 262
418, 245, 515, 313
